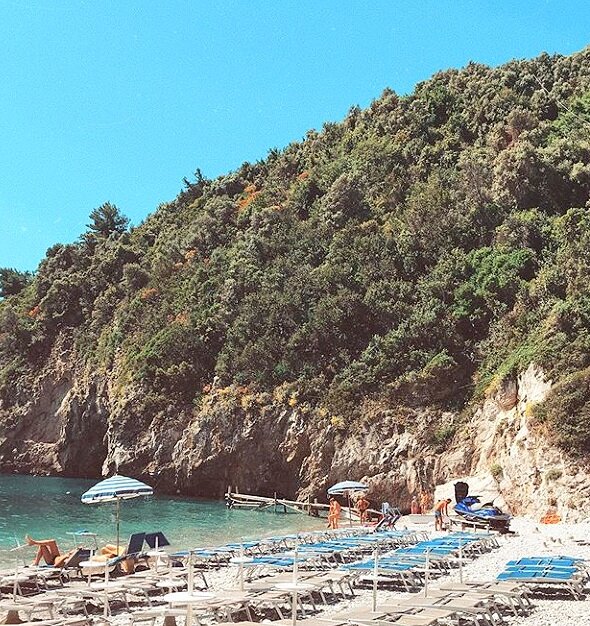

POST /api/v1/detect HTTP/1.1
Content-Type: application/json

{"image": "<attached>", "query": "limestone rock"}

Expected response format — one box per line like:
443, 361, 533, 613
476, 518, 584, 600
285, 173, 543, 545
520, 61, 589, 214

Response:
1, 353, 590, 521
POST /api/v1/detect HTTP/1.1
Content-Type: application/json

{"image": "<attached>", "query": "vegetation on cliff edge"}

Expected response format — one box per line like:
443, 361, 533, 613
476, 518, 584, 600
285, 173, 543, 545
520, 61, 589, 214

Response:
1, 49, 590, 454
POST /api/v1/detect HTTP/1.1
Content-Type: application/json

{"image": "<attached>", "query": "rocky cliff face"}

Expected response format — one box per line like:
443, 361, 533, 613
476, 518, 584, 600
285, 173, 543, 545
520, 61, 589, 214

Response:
1, 348, 589, 520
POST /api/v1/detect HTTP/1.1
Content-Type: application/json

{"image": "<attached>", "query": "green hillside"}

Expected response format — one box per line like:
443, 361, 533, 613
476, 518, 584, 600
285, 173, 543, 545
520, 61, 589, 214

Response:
1, 48, 590, 456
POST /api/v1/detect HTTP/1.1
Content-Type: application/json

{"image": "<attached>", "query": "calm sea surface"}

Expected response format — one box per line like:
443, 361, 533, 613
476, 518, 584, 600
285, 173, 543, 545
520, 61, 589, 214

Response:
0, 475, 323, 568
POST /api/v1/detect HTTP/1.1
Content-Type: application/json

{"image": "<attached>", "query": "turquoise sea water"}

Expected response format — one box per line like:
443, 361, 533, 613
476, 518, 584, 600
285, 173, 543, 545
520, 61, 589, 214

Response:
0, 475, 324, 568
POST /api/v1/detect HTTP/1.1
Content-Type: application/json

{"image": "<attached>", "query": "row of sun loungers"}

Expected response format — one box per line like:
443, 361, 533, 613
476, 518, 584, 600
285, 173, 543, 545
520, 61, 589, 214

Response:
0, 530, 421, 624
496, 554, 589, 599
0, 575, 535, 626
173, 528, 426, 569
194, 577, 533, 626
339, 532, 499, 593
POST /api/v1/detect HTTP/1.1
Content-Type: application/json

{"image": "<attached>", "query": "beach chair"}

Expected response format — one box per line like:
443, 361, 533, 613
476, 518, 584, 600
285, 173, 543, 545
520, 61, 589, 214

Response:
143, 532, 171, 571
109, 532, 147, 574
438, 582, 531, 615
497, 568, 586, 599
144, 532, 170, 550
130, 606, 188, 626
61, 548, 94, 579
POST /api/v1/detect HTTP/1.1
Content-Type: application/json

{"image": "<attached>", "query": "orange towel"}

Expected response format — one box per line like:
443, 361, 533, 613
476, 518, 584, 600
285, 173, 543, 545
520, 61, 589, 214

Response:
540, 513, 561, 524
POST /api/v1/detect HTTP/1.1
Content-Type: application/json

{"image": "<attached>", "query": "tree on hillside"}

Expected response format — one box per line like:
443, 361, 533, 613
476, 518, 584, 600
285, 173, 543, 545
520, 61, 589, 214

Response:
85, 202, 130, 241
0, 268, 32, 298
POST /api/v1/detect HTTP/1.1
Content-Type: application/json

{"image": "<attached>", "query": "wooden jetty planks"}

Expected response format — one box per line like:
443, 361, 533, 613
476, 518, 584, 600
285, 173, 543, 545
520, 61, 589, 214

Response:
225, 490, 368, 520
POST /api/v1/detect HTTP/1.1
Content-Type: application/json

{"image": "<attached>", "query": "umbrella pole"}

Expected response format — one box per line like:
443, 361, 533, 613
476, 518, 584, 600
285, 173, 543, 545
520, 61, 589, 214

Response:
13, 553, 18, 600
424, 548, 430, 597
348, 492, 352, 527
239, 544, 245, 592
187, 551, 194, 626
104, 561, 110, 618
116, 498, 121, 554
372, 547, 378, 612
291, 539, 298, 626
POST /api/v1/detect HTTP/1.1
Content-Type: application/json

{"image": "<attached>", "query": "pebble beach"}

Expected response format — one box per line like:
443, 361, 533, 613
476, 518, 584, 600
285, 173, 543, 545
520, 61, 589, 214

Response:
4, 515, 590, 626
157, 516, 590, 626
317, 517, 590, 625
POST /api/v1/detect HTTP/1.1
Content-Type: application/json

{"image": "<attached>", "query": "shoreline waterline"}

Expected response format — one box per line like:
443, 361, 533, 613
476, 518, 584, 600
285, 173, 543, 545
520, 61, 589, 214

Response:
0, 474, 325, 567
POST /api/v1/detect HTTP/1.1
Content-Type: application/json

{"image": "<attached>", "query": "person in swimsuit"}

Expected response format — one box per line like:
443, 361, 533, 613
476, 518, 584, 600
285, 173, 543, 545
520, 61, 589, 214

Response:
26, 535, 61, 566
355, 495, 370, 524
328, 496, 342, 529
434, 498, 452, 531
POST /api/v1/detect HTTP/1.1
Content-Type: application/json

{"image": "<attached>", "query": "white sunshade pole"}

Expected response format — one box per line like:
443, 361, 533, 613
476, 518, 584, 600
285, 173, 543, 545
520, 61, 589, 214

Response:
372, 547, 379, 612
103, 561, 110, 618
239, 544, 245, 591
187, 551, 194, 626
424, 548, 430, 597
116, 498, 121, 554
291, 534, 299, 626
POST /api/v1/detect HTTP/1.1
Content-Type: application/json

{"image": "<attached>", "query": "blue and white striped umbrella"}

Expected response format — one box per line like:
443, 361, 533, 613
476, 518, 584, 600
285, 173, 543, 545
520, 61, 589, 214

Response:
81, 475, 153, 504
81, 475, 153, 551
327, 480, 368, 495
328, 480, 368, 527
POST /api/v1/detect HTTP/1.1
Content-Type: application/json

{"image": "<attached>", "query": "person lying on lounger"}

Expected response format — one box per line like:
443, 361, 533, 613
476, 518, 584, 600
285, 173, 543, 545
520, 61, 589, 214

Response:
26, 535, 61, 565
26, 535, 80, 567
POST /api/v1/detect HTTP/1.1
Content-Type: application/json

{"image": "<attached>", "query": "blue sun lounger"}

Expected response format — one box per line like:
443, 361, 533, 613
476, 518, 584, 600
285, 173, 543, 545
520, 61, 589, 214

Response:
498, 564, 587, 599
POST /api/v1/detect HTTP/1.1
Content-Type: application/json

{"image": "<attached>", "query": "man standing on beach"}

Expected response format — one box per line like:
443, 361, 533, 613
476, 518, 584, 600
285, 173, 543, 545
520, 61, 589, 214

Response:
434, 498, 452, 531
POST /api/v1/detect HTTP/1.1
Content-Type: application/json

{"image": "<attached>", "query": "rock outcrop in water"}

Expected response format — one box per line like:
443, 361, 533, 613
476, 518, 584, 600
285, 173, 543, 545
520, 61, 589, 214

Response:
2, 48, 590, 519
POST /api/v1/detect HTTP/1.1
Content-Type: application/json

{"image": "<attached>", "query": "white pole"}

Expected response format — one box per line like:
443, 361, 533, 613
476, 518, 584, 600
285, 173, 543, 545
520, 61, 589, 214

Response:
187, 551, 194, 626
291, 589, 297, 626
103, 562, 110, 618
348, 492, 352, 527
116, 498, 121, 555
459, 542, 463, 584
239, 544, 245, 592
424, 548, 430, 597
372, 547, 378, 612
292, 536, 298, 583
155, 535, 160, 574
187, 551, 194, 593
13, 554, 18, 600
291, 537, 298, 626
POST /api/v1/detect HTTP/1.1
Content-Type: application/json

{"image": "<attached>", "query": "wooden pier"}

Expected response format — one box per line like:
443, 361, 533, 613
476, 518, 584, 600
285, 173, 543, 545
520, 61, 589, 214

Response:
225, 489, 374, 521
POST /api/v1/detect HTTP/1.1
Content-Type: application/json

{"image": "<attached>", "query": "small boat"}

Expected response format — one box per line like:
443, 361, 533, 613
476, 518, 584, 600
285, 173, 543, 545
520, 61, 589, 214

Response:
453, 481, 511, 533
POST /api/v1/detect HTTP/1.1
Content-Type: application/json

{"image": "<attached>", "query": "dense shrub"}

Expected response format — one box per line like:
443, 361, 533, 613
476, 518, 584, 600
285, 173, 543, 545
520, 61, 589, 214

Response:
1, 48, 590, 448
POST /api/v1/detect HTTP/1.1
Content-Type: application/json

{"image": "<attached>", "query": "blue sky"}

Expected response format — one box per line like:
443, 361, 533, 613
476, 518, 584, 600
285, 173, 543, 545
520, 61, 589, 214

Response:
1, 1, 588, 271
